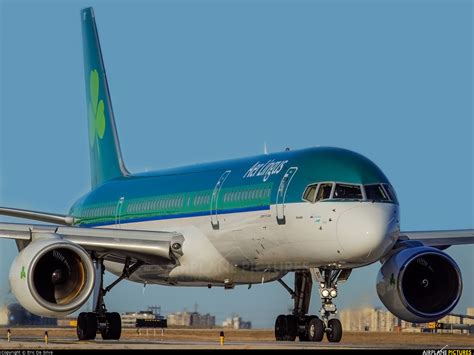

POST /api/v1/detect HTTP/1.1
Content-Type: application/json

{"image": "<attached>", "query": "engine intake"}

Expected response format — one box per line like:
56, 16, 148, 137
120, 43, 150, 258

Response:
376, 246, 462, 323
10, 237, 95, 317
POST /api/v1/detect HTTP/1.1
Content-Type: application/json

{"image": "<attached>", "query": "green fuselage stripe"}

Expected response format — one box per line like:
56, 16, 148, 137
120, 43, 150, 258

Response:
76, 183, 273, 226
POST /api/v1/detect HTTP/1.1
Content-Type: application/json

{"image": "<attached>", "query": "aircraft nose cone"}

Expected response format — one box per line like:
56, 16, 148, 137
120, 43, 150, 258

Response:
337, 204, 399, 262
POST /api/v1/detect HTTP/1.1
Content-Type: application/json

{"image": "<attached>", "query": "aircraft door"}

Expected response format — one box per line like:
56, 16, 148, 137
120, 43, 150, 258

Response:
210, 170, 231, 230
115, 196, 125, 229
275, 167, 298, 225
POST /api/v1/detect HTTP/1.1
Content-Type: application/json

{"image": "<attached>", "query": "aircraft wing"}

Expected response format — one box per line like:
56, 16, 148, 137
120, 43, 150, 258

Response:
0, 207, 75, 225
399, 229, 474, 248
0, 222, 184, 265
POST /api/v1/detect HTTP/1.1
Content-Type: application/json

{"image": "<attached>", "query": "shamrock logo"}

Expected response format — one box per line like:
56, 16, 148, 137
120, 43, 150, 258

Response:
20, 266, 26, 280
389, 273, 395, 286
88, 69, 106, 147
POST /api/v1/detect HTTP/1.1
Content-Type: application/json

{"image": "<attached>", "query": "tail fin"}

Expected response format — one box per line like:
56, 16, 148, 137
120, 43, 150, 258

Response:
81, 7, 128, 188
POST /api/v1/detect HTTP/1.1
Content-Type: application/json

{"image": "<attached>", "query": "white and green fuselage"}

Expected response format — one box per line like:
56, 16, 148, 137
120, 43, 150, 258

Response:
70, 147, 400, 287
75, 8, 400, 287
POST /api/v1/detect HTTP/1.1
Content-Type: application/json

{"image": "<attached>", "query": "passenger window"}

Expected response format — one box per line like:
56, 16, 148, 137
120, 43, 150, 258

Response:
333, 184, 362, 200
365, 184, 389, 201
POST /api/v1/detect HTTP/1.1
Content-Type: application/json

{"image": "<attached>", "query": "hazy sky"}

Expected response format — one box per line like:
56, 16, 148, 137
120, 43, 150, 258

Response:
0, 0, 472, 328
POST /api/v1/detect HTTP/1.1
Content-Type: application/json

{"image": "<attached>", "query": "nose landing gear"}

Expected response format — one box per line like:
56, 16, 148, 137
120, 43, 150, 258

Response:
275, 268, 351, 343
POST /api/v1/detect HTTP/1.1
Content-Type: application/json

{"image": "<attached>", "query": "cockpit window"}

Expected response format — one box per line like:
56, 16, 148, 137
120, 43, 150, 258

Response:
302, 183, 333, 203
365, 184, 389, 201
303, 184, 318, 202
382, 183, 398, 204
333, 184, 362, 200
315, 183, 333, 202
303, 182, 398, 204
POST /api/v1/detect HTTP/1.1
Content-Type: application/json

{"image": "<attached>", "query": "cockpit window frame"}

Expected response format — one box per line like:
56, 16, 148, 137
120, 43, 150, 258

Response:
364, 183, 390, 202
302, 181, 399, 204
332, 182, 365, 201
302, 183, 318, 203
381, 183, 399, 204
315, 182, 335, 202
301, 182, 335, 203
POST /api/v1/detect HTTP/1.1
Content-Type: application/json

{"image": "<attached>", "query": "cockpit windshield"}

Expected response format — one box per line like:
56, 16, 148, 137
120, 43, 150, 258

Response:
303, 183, 333, 203
382, 183, 398, 204
316, 183, 333, 201
302, 182, 398, 204
365, 184, 389, 201
333, 184, 362, 200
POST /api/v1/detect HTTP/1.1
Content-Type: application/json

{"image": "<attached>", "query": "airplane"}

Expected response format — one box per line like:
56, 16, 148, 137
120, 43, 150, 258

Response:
0, 6, 473, 343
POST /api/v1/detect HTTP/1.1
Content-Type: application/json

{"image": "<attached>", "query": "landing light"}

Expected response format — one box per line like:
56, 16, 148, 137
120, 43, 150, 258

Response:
321, 289, 330, 298
330, 289, 337, 298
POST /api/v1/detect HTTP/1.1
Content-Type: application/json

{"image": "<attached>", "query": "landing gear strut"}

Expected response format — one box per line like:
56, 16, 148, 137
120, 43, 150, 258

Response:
275, 268, 350, 343
77, 257, 142, 341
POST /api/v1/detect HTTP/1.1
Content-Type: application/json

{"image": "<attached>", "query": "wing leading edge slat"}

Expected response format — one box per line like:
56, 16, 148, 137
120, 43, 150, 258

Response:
399, 229, 474, 247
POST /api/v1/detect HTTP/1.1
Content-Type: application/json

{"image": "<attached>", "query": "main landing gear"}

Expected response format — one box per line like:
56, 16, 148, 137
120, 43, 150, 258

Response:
275, 268, 351, 343
77, 258, 142, 341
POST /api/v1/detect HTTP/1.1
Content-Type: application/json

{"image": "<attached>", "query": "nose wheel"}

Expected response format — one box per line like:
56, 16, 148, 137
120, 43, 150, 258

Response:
275, 268, 350, 343
326, 318, 343, 343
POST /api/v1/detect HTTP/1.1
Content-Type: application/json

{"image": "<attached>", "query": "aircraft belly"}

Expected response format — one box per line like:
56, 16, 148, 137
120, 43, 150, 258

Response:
109, 218, 284, 285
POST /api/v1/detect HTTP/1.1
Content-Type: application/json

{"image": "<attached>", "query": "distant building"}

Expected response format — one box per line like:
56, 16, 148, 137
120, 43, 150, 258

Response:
340, 307, 474, 333
0, 303, 56, 326
438, 312, 474, 326
167, 311, 192, 327
222, 315, 252, 329
122, 311, 158, 328
121, 306, 166, 328
167, 311, 215, 328
190, 312, 216, 328
340, 307, 399, 332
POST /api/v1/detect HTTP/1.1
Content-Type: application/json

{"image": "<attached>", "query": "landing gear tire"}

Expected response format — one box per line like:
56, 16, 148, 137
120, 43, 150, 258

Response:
101, 312, 122, 340
77, 312, 97, 340
285, 315, 297, 341
275, 314, 287, 341
76, 258, 139, 341
298, 315, 315, 342
276, 269, 349, 343
308, 317, 324, 342
275, 314, 298, 341
326, 318, 342, 343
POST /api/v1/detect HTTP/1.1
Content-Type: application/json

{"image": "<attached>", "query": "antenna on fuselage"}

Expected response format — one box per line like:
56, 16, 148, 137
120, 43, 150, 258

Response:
264, 142, 268, 155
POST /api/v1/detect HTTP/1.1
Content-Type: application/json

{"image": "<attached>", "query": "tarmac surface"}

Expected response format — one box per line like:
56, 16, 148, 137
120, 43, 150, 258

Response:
0, 328, 473, 350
